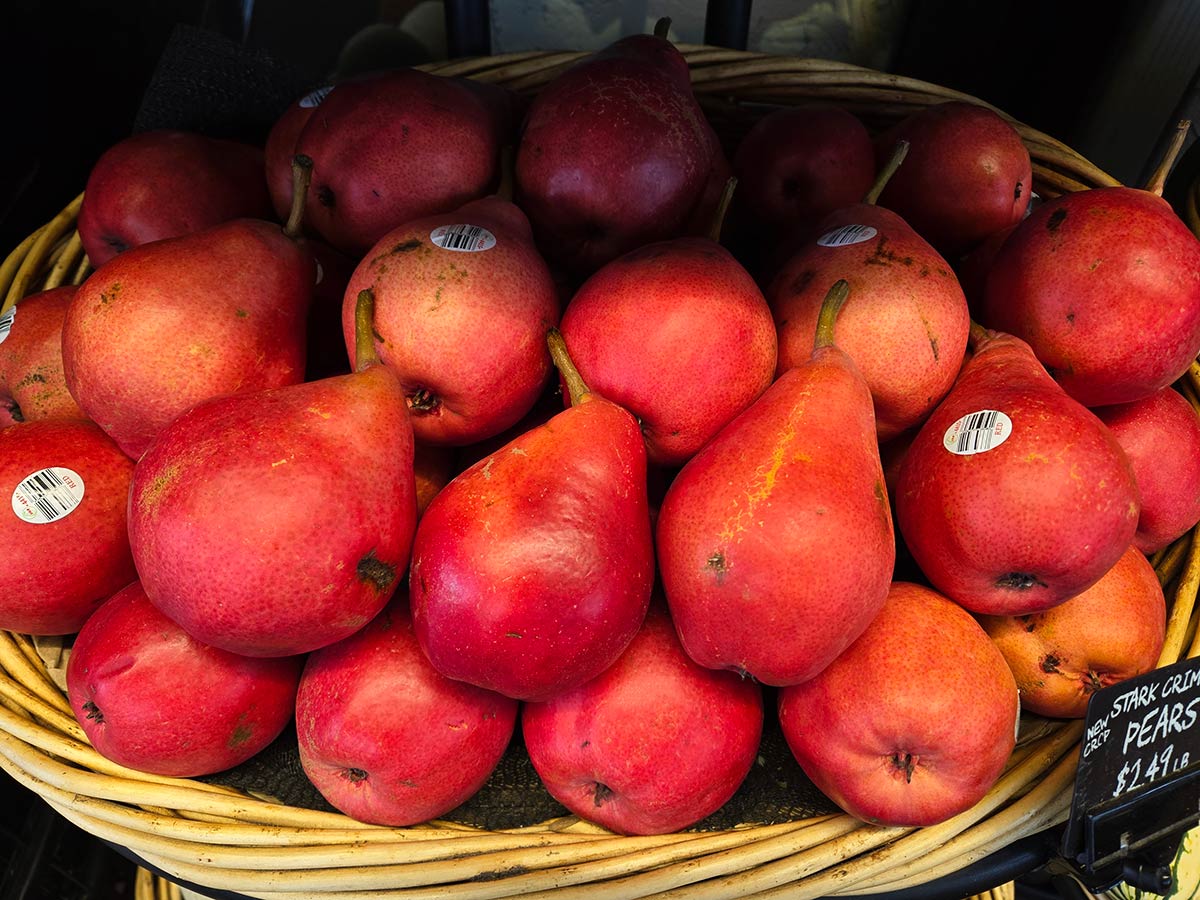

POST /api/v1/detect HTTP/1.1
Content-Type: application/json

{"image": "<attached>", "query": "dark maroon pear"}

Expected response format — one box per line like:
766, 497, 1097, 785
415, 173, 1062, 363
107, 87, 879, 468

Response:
873, 101, 1032, 256
268, 78, 519, 235
128, 290, 417, 658
657, 281, 895, 686
0, 286, 84, 423
294, 68, 502, 255
409, 329, 654, 701
981, 122, 1200, 407
515, 18, 716, 275
78, 130, 273, 268
265, 85, 331, 226
895, 323, 1140, 616
732, 105, 875, 239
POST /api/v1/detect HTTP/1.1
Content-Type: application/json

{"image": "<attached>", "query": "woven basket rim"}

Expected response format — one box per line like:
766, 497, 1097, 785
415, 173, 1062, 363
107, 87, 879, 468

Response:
0, 44, 1192, 900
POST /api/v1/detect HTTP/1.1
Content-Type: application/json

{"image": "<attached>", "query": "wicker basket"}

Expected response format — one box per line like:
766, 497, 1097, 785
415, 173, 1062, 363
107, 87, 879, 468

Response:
0, 46, 1194, 900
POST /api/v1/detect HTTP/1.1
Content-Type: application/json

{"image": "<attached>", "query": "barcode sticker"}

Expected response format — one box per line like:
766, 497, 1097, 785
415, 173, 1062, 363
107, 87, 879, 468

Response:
943, 410, 1013, 456
430, 224, 497, 253
11, 467, 85, 524
0, 306, 14, 346
299, 85, 334, 108
817, 224, 878, 248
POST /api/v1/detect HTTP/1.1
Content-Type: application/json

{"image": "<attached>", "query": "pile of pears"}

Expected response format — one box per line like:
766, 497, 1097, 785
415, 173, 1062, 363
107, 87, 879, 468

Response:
3, 20, 1199, 838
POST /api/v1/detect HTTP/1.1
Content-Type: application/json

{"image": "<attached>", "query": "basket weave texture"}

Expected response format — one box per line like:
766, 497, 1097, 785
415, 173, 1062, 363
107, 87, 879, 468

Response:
0, 46, 1194, 900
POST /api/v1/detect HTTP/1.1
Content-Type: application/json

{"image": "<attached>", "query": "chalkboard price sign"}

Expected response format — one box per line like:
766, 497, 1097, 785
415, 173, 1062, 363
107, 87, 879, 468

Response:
1062, 655, 1200, 888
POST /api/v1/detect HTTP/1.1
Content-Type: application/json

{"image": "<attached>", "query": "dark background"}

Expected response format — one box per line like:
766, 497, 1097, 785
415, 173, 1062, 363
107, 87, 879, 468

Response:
6, 0, 1200, 255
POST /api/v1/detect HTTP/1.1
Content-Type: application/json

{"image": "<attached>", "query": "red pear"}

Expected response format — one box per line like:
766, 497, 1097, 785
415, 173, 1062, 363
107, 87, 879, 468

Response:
768, 144, 970, 441
0, 419, 136, 634
980, 123, 1200, 406
979, 545, 1166, 718
343, 195, 559, 446
779, 581, 1020, 826
67, 581, 301, 777
896, 324, 1140, 615
0, 287, 84, 423
128, 290, 416, 657
656, 280, 895, 686
296, 595, 517, 826
522, 604, 763, 835
873, 101, 1032, 255
62, 171, 315, 459
409, 329, 653, 701
78, 130, 272, 269
1093, 386, 1200, 554
559, 227, 777, 467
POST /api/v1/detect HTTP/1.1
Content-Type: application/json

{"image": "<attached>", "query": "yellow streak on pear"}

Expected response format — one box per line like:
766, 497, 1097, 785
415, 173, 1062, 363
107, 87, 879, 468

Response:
718, 395, 810, 542
136, 463, 180, 516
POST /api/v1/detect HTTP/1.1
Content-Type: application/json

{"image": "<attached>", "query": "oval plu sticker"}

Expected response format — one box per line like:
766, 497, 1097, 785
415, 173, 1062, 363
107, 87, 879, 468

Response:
11, 467, 85, 524
943, 410, 1012, 455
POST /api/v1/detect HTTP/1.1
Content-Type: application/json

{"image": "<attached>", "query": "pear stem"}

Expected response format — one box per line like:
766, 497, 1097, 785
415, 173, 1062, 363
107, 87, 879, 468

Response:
654, 17, 671, 39
967, 319, 992, 352
284, 155, 314, 240
707, 176, 737, 242
863, 140, 909, 206
813, 280, 851, 351
354, 289, 380, 372
546, 328, 590, 407
1144, 120, 1191, 197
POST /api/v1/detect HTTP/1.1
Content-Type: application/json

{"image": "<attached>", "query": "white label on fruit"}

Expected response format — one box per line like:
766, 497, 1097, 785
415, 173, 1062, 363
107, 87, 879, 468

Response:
0, 306, 13, 346
299, 85, 334, 108
943, 410, 1012, 456
816, 224, 877, 247
430, 224, 497, 252
11, 467, 84, 524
